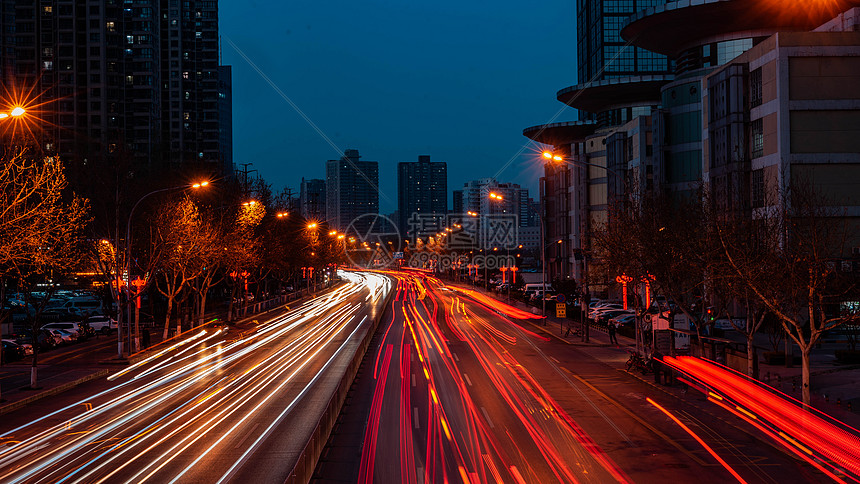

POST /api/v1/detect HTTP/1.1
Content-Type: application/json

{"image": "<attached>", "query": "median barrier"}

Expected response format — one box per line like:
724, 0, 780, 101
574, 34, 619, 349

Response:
285, 276, 395, 484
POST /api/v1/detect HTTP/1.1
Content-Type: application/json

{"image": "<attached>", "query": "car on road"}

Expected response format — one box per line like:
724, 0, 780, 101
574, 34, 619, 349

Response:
2, 340, 26, 362
84, 315, 117, 334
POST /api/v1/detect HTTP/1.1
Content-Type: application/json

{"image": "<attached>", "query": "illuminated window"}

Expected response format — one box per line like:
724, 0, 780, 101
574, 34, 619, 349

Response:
749, 67, 762, 108
751, 118, 763, 158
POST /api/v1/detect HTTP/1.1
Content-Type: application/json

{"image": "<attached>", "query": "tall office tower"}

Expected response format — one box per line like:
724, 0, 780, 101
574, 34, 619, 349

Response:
397, 155, 448, 239
1, 1, 231, 174
300, 177, 326, 221
325, 149, 379, 234
573, 0, 672, 125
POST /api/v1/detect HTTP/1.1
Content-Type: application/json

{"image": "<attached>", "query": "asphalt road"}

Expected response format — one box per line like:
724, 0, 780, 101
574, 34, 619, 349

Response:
0, 271, 391, 484
320, 271, 839, 484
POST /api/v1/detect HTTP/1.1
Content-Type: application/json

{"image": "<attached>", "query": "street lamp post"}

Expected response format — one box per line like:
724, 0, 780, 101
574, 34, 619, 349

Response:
542, 151, 621, 342
122, 181, 208, 357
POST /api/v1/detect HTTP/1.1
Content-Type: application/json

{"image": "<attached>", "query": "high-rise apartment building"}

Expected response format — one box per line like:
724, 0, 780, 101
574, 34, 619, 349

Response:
300, 177, 326, 221
325, 149, 379, 234
1, 0, 231, 174
397, 155, 447, 239
217, 66, 233, 174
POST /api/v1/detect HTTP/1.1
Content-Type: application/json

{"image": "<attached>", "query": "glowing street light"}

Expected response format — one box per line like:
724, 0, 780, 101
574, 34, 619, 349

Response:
489, 192, 503, 200
0, 106, 26, 119
307, 222, 318, 229
329, 230, 337, 236
123, 179, 210, 356
276, 212, 289, 218
467, 211, 478, 217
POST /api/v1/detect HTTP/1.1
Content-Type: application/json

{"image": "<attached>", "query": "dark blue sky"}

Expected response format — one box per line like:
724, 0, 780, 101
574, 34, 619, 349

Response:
220, 0, 577, 213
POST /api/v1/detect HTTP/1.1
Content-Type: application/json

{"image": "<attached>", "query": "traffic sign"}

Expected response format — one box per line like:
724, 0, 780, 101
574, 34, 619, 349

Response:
556, 303, 566, 318
556, 294, 565, 303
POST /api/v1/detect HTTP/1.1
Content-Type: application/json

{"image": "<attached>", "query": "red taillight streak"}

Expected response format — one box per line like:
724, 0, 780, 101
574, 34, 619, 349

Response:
647, 397, 749, 484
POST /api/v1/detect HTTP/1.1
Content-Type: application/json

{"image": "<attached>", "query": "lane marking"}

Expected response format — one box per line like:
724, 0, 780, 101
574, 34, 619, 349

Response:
452, 352, 459, 362
550, 356, 560, 364
411, 373, 416, 387
565, 370, 708, 466
413, 407, 420, 429
463, 373, 473, 387
480, 406, 494, 428
234, 423, 261, 449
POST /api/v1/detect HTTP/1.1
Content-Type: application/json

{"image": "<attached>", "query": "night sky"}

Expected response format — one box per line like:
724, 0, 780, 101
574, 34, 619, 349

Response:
220, 0, 577, 213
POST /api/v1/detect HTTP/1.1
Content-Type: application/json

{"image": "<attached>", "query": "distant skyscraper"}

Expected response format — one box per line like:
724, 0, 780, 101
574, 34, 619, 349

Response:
300, 178, 326, 221
456, 178, 528, 248
452, 190, 464, 215
1, 0, 231, 174
326, 149, 379, 234
398, 155, 448, 239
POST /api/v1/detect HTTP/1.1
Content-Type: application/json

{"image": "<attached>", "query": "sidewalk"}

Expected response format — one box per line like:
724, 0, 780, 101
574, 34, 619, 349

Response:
0, 290, 327, 416
462, 283, 860, 429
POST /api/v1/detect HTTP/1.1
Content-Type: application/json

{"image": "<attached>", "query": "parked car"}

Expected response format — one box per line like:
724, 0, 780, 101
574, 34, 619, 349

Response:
594, 309, 633, 324
45, 328, 75, 344
610, 314, 637, 327
85, 315, 117, 334
3, 337, 33, 356
41, 321, 88, 339
2, 340, 26, 362
34, 330, 63, 349
53, 298, 106, 318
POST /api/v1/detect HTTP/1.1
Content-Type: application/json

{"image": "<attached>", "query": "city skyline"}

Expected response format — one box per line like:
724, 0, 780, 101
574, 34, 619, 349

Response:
219, 0, 576, 214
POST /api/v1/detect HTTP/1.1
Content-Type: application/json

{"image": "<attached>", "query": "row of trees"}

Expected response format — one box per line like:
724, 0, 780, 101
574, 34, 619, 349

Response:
593, 182, 860, 406
0, 149, 345, 388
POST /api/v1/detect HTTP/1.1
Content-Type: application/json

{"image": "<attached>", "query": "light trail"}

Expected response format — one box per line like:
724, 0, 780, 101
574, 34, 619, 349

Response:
0, 271, 391, 484
664, 356, 860, 482
364, 272, 628, 483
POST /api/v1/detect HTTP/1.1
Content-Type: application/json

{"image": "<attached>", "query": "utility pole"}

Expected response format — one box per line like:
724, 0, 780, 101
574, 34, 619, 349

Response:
238, 162, 258, 195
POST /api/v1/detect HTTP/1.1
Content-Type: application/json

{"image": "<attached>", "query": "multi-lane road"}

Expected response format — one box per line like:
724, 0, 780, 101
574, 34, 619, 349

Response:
3, 269, 857, 484
0, 271, 390, 483
346, 270, 852, 484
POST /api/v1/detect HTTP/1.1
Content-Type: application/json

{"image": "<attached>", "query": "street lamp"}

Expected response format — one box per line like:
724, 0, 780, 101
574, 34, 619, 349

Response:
123, 180, 210, 357
0, 106, 25, 119
276, 212, 289, 218
541, 150, 620, 341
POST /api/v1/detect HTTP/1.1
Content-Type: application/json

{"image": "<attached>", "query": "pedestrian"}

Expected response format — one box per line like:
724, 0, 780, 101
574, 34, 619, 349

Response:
607, 322, 618, 345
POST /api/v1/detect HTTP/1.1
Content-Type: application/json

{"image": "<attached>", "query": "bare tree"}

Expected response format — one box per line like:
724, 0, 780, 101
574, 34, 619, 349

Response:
152, 197, 207, 339
715, 182, 860, 405
594, 190, 717, 355
0, 151, 89, 388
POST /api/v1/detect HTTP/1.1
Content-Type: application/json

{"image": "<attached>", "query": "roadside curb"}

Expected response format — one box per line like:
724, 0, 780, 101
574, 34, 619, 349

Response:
0, 368, 111, 416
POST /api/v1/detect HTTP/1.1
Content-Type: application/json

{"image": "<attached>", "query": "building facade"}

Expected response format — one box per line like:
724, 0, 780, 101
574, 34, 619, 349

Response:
397, 155, 447, 240
325, 149, 379, 234
300, 177, 326, 221
1, 0, 231, 174
524, 0, 860, 295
